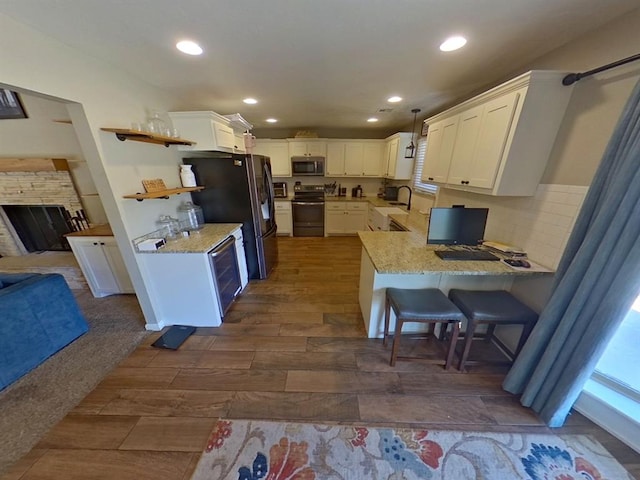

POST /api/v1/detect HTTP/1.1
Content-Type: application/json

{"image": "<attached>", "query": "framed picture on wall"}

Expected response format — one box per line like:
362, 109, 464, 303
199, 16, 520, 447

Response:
0, 89, 28, 119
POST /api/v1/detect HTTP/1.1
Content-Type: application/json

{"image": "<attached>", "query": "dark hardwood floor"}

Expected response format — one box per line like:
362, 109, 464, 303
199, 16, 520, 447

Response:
3, 236, 639, 479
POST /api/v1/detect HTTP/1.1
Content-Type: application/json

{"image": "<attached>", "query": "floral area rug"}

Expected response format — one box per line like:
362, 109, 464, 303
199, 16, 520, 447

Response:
190, 419, 633, 480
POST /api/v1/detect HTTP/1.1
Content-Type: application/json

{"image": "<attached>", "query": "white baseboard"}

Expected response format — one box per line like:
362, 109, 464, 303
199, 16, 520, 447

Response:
574, 380, 640, 454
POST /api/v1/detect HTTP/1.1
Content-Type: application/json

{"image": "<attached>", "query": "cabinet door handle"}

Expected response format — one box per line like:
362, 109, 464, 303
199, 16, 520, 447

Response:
93, 242, 98, 245
100, 242, 105, 245
428, 177, 434, 181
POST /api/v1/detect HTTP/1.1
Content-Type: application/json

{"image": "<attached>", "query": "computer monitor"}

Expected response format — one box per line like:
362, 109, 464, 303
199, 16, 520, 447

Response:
427, 207, 489, 245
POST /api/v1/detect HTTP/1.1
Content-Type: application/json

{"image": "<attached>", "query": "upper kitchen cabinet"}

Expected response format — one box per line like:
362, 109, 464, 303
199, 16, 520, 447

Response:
253, 139, 291, 177
326, 140, 384, 177
422, 71, 575, 196
421, 116, 459, 184
288, 139, 327, 158
384, 132, 414, 180
168, 111, 238, 153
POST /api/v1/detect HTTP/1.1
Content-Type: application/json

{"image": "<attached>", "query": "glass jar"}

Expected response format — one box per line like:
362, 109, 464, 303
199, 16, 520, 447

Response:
177, 201, 204, 232
147, 111, 167, 135
157, 215, 180, 239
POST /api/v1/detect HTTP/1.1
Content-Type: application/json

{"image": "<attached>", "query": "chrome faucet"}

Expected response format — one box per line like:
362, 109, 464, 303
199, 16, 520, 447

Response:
398, 185, 412, 211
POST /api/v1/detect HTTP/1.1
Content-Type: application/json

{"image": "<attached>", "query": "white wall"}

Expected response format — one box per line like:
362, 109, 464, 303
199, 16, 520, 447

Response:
0, 93, 107, 223
0, 13, 192, 329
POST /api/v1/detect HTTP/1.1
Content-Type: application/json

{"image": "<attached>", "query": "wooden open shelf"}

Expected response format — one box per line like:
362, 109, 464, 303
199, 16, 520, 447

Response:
101, 128, 196, 147
123, 186, 204, 201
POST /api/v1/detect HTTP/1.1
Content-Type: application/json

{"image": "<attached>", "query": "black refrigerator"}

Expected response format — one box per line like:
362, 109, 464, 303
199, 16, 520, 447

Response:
186, 153, 278, 280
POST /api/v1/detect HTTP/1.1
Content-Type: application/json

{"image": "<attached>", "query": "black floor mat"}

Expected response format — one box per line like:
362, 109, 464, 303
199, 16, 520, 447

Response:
151, 325, 196, 350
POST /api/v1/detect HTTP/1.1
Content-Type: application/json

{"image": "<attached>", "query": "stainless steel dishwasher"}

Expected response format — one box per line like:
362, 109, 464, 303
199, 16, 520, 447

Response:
208, 236, 242, 318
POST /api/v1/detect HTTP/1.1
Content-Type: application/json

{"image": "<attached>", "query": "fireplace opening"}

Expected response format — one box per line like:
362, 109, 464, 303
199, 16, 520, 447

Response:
2, 205, 88, 252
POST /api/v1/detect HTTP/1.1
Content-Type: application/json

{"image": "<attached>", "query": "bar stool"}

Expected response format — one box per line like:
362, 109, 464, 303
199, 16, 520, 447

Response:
383, 288, 464, 369
448, 289, 538, 372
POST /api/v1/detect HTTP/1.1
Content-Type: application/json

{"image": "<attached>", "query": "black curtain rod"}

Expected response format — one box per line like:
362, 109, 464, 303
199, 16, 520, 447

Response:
562, 53, 640, 86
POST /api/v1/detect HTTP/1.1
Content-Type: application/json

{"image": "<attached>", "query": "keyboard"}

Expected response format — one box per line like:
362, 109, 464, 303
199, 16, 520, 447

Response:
435, 250, 500, 261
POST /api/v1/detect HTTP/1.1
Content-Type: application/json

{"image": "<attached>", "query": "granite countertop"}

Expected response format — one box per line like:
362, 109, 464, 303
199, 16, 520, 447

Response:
388, 210, 429, 236
135, 223, 242, 254
65, 224, 113, 237
358, 231, 553, 276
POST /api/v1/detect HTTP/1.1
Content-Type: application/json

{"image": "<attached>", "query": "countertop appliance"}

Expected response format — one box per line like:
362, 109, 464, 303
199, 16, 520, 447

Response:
273, 182, 288, 198
383, 186, 399, 201
208, 235, 242, 316
291, 156, 325, 176
186, 153, 278, 280
292, 184, 325, 237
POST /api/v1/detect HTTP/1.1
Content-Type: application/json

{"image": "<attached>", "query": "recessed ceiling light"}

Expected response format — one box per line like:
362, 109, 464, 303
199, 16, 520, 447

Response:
387, 96, 402, 103
243, 98, 258, 105
266, 118, 278, 123
439, 35, 467, 52
367, 117, 379, 123
176, 40, 203, 56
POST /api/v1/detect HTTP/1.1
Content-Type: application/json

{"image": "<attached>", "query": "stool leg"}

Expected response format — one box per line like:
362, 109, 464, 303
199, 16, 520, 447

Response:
428, 322, 435, 337
383, 296, 391, 347
485, 323, 496, 343
390, 318, 403, 366
438, 322, 448, 342
458, 319, 476, 372
514, 321, 535, 358
445, 321, 460, 370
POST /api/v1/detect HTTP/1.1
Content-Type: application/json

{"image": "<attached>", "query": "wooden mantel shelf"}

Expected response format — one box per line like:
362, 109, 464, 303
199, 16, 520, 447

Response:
123, 186, 204, 201
101, 128, 196, 147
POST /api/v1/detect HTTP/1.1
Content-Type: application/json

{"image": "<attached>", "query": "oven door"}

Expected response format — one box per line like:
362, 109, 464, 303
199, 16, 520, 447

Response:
292, 201, 325, 237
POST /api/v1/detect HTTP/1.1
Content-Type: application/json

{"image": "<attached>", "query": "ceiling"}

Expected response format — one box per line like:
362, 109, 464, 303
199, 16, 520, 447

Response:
2, 1, 638, 134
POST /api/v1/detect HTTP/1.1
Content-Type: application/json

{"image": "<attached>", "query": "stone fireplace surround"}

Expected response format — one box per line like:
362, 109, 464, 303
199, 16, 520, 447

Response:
0, 169, 83, 257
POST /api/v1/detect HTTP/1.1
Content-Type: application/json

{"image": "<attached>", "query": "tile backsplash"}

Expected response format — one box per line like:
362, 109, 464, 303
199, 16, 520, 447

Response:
436, 184, 588, 269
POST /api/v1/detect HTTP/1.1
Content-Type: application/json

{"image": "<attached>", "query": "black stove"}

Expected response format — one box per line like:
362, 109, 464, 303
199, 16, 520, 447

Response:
291, 184, 325, 236
293, 184, 325, 202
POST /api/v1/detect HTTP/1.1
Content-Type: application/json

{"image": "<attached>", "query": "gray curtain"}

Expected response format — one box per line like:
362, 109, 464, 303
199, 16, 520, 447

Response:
503, 77, 640, 427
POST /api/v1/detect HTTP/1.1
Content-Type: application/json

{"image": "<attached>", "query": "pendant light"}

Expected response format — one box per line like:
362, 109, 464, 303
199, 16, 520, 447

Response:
404, 108, 421, 158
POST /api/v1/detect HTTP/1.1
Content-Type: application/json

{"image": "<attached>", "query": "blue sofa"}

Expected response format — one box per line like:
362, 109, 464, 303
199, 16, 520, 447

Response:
0, 272, 89, 391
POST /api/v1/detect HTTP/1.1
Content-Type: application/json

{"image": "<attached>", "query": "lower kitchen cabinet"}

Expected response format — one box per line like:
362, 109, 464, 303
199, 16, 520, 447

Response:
325, 201, 367, 235
275, 200, 292, 236
67, 236, 134, 298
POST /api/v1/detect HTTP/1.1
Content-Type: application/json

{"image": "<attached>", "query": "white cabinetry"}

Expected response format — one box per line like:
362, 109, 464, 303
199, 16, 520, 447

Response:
67, 236, 134, 298
326, 141, 384, 177
326, 142, 346, 176
325, 201, 367, 235
421, 116, 459, 184
384, 132, 414, 180
274, 201, 292, 236
168, 111, 237, 152
253, 140, 291, 177
362, 143, 385, 176
288, 140, 327, 158
233, 133, 246, 154
422, 70, 575, 196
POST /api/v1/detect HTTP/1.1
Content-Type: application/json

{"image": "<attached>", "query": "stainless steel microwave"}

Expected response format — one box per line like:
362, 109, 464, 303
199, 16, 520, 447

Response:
291, 156, 324, 176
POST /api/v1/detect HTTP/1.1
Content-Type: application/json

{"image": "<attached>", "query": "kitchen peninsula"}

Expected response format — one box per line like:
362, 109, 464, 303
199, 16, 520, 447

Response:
135, 223, 247, 329
358, 230, 552, 339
